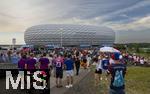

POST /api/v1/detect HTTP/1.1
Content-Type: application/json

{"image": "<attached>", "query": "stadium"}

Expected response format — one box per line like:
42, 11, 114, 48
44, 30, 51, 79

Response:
24, 24, 115, 47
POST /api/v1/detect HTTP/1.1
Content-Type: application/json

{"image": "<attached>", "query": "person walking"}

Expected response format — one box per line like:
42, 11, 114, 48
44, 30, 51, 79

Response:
64, 54, 75, 88
47, 54, 53, 76
75, 57, 80, 76
94, 56, 102, 86
18, 54, 27, 89
39, 53, 50, 89
81, 54, 87, 69
11, 52, 20, 64
25, 53, 37, 90
55, 54, 64, 88
101, 55, 110, 80
108, 52, 127, 94
87, 55, 92, 69
18, 54, 27, 70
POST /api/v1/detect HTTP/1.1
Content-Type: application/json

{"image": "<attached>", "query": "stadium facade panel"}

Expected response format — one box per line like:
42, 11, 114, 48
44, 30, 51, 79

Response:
24, 24, 115, 47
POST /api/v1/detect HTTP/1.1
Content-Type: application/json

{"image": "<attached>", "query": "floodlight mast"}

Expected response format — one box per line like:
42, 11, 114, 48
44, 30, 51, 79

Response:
60, 28, 63, 47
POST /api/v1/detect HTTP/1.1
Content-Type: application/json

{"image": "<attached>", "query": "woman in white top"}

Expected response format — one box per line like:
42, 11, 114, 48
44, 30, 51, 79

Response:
140, 57, 144, 65
94, 55, 103, 86
87, 55, 92, 68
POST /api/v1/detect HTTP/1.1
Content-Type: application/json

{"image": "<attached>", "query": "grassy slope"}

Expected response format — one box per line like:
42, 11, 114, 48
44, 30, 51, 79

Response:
100, 66, 150, 94
126, 67, 150, 94
99, 66, 150, 94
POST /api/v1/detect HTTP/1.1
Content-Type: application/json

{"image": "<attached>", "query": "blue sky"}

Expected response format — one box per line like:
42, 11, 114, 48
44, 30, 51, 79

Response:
0, 0, 150, 44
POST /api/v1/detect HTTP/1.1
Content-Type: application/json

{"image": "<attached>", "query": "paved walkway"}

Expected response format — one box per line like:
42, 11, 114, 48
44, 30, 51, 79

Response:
50, 68, 90, 94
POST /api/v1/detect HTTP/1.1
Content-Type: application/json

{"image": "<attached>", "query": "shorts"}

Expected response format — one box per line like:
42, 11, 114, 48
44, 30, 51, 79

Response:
95, 69, 102, 74
56, 70, 63, 78
66, 70, 74, 76
109, 89, 125, 94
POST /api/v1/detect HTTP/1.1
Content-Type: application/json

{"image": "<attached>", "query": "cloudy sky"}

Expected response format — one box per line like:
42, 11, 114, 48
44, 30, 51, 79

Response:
0, 0, 150, 44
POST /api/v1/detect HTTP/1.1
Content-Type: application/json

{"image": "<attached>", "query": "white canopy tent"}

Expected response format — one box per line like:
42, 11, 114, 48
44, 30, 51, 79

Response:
100, 46, 120, 53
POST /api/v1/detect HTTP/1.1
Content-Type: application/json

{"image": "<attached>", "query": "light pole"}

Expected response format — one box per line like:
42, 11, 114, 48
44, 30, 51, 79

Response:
12, 38, 16, 50
60, 28, 63, 47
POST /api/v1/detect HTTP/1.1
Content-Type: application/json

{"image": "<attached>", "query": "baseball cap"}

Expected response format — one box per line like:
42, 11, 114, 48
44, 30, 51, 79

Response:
112, 52, 121, 60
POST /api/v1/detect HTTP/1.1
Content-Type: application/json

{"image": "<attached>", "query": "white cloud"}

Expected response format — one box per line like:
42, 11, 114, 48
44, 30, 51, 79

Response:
101, 0, 150, 19
0, 32, 25, 44
106, 15, 150, 31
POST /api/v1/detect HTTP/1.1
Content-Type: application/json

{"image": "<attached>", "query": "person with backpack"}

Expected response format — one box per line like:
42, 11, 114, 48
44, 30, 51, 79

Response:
108, 52, 126, 94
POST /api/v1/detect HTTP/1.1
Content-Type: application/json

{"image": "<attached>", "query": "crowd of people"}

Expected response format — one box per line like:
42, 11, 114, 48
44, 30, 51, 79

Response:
0, 47, 149, 94
13, 48, 98, 89
118, 53, 150, 66
0, 50, 20, 63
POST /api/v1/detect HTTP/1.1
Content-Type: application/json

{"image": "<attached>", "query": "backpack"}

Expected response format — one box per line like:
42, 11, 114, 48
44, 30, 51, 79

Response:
113, 70, 124, 87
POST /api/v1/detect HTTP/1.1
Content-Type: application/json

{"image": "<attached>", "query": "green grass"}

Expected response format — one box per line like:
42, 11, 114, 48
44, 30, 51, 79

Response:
125, 66, 150, 94
136, 53, 150, 59
64, 66, 150, 94
91, 66, 150, 94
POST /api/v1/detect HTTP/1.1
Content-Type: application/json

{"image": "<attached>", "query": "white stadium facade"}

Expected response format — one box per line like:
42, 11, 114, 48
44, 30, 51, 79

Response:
24, 24, 115, 47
